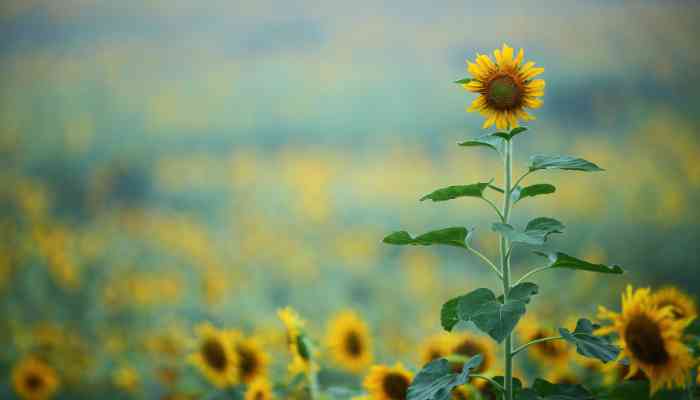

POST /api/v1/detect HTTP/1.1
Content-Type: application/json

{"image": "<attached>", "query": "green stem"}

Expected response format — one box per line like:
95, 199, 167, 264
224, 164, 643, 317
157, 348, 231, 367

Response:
466, 245, 502, 279
471, 374, 505, 393
501, 139, 514, 400
511, 335, 564, 357
482, 197, 505, 222
513, 265, 551, 287
308, 368, 320, 400
512, 170, 532, 191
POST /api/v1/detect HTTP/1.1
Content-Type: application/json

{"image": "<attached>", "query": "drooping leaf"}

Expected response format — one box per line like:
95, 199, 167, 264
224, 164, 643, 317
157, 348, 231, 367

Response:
444, 283, 538, 342
512, 184, 556, 203
455, 77, 472, 84
559, 318, 620, 363
407, 356, 483, 400
531, 378, 594, 400
420, 182, 491, 202
492, 217, 564, 246
509, 126, 528, 139
458, 134, 504, 153
533, 251, 624, 274
529, 155, 604, 172
383, 227, 469, 248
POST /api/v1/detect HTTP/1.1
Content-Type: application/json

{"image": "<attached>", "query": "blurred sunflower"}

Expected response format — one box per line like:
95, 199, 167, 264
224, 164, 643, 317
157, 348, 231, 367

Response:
451, 385, 475, 400
325, 310, 373, 373
277, 307, 315, 374
231, 332, 270, 384
651, 286, 697, 321
244, 378, 274, 400
418, 332, 453, 366
600, 360, 647, 386
187, 323, 238, 388
463, 43, 545, 129
597, 286, 693, 394
517, 317, 571, 366
113, 366, 140, 393
363, 363, 413, 400
449, 333, 496, 374
12, 357, 59, 400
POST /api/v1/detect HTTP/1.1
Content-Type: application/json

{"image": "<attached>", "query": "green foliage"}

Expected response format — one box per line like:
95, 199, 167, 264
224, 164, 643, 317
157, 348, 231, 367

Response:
559, 318, 620, 363
420, 181, 492, 202
454, 77, 472, 84
533, 251, 624, 274
383, 227, 469, 248
517, 379, 594, 400
493, 126, 528, 141
492, 217, 564, 246
598, 380, 687, 400
406, 356, 483, 400
528, 155, 604, 172
458, 134, 504, 153
441, 283, 538, 342
511, 184, 556, 203
488, 377, 523, 400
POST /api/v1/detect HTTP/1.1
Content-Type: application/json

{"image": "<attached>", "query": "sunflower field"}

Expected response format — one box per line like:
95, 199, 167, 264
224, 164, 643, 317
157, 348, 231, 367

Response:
1, 1, 700, 400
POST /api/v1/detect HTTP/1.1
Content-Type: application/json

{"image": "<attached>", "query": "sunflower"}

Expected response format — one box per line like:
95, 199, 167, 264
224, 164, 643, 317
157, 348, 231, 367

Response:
113, 366, 140, 393
187, 322, 238, 388
11, 357, 60, 400
363, 363, 413, 400
448, 333, 496, 375
652, 286, 697, 321
451, 385, 476, 400
597, 285, 694, 394
277, 307, 315, 374
231, 331, 270, 384
418, 332, 453, 366
517, 317, 572, 365
463, 43, 545, 129
244, 378, 274, 400
326, 310, 373, 373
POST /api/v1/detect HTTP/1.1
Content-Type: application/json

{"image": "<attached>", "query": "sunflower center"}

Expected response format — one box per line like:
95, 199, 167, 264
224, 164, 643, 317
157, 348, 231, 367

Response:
381, 373, 410, 399
532, 331, 566, 357
624, 314, 669, 365
451, 340, 485, 373
254, 391, 265, 400
344, 331, 363, 358
202, 338, 228, 371
237, 344, 259, 380
25, 373, 44, 391
486, 75, 521, 110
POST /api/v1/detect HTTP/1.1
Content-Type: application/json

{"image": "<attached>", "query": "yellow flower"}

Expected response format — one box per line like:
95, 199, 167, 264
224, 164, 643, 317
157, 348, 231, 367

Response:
231, 331, 270, 384
277, 307, 315, 374
463, 43, 545, 129
363, 363, 413, 400
12, 357, 60, 400
517, 316, 572, 365
113, 366, 140, 393
451, 385, 476, 399
326, 310, 373, 373
418, 332, 453, 366
244, 378, 274, 400
187, 322, 238, 388
651, 286, 697, 321
448, 333, 496, 375
597, 285, 693, 394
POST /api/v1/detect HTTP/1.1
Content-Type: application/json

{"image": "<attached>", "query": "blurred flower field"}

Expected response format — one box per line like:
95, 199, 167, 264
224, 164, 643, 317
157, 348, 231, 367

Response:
1, 1, 700, 399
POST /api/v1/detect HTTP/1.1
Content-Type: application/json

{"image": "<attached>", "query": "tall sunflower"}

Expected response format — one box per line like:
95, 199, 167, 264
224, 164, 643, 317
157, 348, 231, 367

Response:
517, 317, 572, 366
651, 286, 697, 321
326, 310, 373, 373
418, 332, 453, 366
244, 378, 274, 400
363, 363, 413, 400
11, 357, 60, 400
277, 307, 315, 374
187, 322, 238, 388
448, 333, 496, 375
230, 331, 270, 384
463, 43, 545, 129
597, 285, 694, 394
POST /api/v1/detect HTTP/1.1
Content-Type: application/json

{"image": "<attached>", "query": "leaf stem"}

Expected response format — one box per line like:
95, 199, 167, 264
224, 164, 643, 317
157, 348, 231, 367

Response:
482, 197, 505, 222
513, 265, 551, 287
511, 335, 564, 357
470, 374, 505, 392
466, 245, 502, 279
512, 170, 532, 190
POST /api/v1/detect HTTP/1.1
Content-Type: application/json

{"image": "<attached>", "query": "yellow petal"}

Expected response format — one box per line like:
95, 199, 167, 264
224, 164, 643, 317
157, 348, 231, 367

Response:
465, 81, 484, 92
482, 114, 496, 129
495, 113, 508, 130
501, 44, 514, 67
493, 48, 502, 65
477, 54, 495, 71
526, 79, 546, 90
514, 48, 524, 66
521, 66, 544, 80
468, 96, 487, 111
523, 97, 543, 109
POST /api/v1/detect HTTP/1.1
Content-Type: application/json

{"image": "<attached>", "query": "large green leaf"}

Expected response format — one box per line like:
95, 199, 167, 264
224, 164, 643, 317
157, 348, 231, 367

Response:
600, 380, 685, 400
511, 184, 556, 203
407, 356, 483, 400
493, 126, 528, 141
492, 217, 564, 246
488, 377, 522, 400
528, 379, 594, 400
442, 283, 539, 342
383, 227, 469, 249
529, 155, 604, 172
533, 251, 624, 274
458, 134, 504, 153
685, 317, 700, 336
559, 318, 620, 363
420, 181, 491, 202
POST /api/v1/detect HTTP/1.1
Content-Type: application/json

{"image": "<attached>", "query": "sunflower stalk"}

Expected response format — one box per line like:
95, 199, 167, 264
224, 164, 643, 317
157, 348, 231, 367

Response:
500, 137, 515, 400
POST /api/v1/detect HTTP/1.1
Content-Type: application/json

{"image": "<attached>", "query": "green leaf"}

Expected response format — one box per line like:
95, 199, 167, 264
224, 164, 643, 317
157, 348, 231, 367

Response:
420, 181, 491, 202
445, 283, 538, 342
509, 126, 528, 139
407, 356, 483, 400
534, 251, 624, 274
492, 217, 564, 246
529, 155, 604, 172
458, 134, 504, 153
685, 317, 700, 336
512, 184, 556, 203
559, 318, 620, 363
454, 77, 472, 84
531, 379, 594, 400
600, 380, 685, 400
383, 227, 468, 248
489, 377, 522, 400
492, 131, 511, 140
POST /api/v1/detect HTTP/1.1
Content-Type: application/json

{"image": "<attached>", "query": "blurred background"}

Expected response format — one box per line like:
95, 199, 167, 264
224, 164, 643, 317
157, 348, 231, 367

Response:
1, 0, 699, 398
